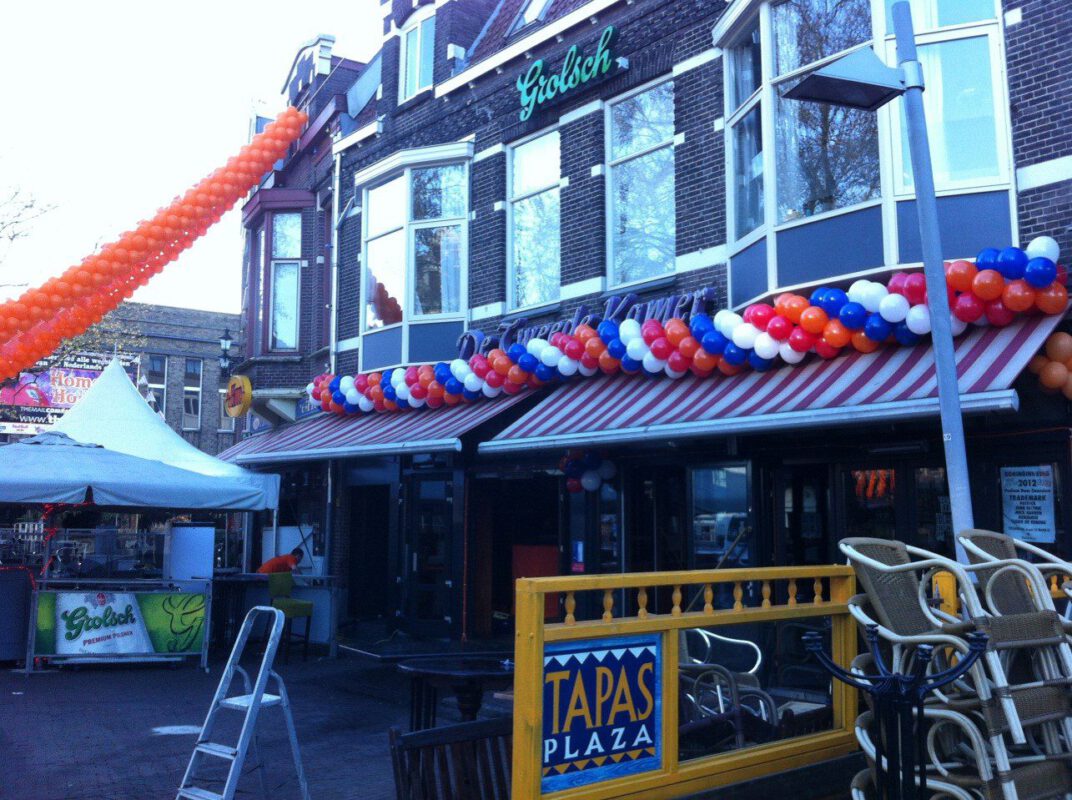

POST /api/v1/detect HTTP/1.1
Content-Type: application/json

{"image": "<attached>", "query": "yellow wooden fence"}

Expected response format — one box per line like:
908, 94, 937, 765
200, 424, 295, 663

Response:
512, 565, 858, 800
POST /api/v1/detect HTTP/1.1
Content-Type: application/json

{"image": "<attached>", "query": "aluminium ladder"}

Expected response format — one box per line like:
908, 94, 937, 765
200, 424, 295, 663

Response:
176, 606, 311, 800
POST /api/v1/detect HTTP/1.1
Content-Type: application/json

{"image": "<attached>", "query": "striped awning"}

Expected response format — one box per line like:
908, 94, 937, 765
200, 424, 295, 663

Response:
480, 313, 1063, 454
220, 391, 531, 465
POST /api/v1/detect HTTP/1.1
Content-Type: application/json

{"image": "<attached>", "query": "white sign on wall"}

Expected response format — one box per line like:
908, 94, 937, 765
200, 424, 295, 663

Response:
1001, 465, 1056, 543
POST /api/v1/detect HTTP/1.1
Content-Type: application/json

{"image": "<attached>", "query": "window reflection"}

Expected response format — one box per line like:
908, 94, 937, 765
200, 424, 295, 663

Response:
772, 0, 872, 77
914, 467, 952, 556
365, 230, 405, 328
412, 165, 466, 221
729, 21, 762, 111
733, 107, 764, 238
692, 466, 752, 573
844, 468, 897, 538
413, 225, 461, 315
270, 261, 299, 349
511, 131, 561, 308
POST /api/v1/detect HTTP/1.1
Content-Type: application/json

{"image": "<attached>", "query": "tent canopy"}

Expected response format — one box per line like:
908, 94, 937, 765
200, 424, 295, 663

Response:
51, 359, 278, 509
0, 432, 269, 509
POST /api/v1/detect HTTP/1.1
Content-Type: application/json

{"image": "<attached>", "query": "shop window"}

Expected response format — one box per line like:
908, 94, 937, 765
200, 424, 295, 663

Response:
844, 467, 897, 539
182, 358, 202, 431
914, 467, 952, 556
218, 389, 235, 433
146, 354, 167, 415
598, 482, 621, 574
509, 130, 561, 309
691, 465, 752, 579
400, 14, 436, 101
607, 81, 676, 286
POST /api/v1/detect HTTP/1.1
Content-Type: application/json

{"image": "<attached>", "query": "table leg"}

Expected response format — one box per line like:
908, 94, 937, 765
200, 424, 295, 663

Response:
453, 681, 485, 722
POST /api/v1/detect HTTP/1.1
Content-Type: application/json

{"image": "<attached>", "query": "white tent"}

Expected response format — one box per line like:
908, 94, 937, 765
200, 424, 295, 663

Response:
51, 359, 279, 509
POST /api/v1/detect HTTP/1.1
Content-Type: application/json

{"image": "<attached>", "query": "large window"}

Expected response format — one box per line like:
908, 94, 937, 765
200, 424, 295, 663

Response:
182, 358, 202, 431
509, 130, 561, 309
400, 14, 436, 101
270, 212, 300, 351
607, 81, 676, 286
362, 164, 467, 331
146, 354, 167, 415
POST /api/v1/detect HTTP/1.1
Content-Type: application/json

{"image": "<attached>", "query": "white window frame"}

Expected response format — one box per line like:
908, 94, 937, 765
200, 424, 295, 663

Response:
507, 125, 562, 312
511, 0, 554, 33
182, 358, 202, 431
604, 76, 678, 291
358, 162, 470, 372
398, 7, 436, 103
269, 259, 301, 352
719, 0, 1010, 306
146, 354, 168, 416
218, 388, 236, 433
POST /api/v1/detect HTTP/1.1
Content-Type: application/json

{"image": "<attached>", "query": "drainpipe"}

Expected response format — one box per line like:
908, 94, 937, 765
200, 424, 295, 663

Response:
330, 151, 341, 375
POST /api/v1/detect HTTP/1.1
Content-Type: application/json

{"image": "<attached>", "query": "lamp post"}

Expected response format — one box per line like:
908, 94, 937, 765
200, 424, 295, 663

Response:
783, 0, 975, 543
219, 328, 233, 378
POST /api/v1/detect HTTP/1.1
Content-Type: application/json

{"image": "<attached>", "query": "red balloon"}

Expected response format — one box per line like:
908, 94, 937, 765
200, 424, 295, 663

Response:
580, 353, 599, 370
814, 340, 842, 359
485, 370, 505, 389
597, 351, 620, 374
641, 320, 664, 346
502, 380, 522, 395
984, 299, 1015, 327
748, 303, 776, 331
903, 273, 927, 305
766, 315, 793, 341
566, 478, 583, 494
887, 272, 909, 296
788, 327, 817, 353
409, 384, 428, 400
667, 351, 691, 372
649, 337, 673, 360
953, 293, 985, 323
563, 339, 585, 360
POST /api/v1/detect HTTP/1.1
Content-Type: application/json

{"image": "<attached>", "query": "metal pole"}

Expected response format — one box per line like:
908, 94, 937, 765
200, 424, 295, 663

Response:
892, 1, 975, 548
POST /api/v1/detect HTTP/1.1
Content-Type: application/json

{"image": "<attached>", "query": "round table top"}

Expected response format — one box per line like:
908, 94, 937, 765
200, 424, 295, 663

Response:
396, 657, 514, 681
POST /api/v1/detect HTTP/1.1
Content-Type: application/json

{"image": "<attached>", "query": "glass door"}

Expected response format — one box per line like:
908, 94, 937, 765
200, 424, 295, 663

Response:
401, 476, 454, 633
776, 465, 831, 567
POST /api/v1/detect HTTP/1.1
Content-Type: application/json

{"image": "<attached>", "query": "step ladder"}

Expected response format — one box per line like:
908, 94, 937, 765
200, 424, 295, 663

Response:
176, 606, 310, 800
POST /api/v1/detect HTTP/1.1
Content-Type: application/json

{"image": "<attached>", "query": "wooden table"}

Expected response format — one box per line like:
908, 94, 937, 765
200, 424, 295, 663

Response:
396, 657, 514, 730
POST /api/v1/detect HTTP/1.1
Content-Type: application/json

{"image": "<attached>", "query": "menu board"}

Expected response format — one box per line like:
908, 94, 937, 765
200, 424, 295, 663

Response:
1001, 465, 1056, 543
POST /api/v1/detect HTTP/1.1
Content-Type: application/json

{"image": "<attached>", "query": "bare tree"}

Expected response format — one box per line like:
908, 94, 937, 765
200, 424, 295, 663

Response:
0, 185, 55, 290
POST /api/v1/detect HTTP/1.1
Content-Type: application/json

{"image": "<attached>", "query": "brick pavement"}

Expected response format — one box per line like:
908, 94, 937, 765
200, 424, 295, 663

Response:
0, 652, 426, 800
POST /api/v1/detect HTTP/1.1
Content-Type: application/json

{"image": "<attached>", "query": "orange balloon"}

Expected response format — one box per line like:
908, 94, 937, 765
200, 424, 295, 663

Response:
822, 319, 851, 348
1037, 283, 1069, 315
597, 350, 620, 373
678, 336, 701, 359
507, 365, 528, 384
486, 348, 505, 363
442, 393, 460, 406
585, 336, 606, 359
665, 319, 689, 346
1027, 354, 1049, 375
427, 380, 445, 399
945, 260, 977, 293
971, 269, 1005, 301
1045, 332, 1072, 363
799, 306, 829, 335
574, 324, 597, 343
718, 360, 743, 376
693, 349, 719, 371
493, 356, 512, 376
1002, 279, 1036, 313
1040, 361, 1069, 390
851, 331, 881, 353
367, 372, 382, 388
782, 295, 809, 324
368, 385, 384, 401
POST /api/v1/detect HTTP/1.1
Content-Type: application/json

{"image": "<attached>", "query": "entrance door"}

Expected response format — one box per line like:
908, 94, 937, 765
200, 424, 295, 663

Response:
626, 466, 686, 612
401, 476, 454, 636
776, 465, 831, 566
347, 485, 392, 621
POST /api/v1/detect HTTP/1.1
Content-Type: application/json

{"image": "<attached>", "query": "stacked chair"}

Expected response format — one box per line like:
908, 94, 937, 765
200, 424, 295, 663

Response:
840, 534, 1072, 800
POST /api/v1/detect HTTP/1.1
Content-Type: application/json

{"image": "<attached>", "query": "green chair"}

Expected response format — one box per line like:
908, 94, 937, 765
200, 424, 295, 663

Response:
268, 572, 314, 663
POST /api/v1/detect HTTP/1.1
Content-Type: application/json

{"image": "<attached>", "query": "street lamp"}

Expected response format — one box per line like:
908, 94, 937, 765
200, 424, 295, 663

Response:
219, 328, 233, 376
783, 1, 976, 544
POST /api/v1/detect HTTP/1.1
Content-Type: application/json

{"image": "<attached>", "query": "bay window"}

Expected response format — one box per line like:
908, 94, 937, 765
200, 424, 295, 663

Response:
269, 212, 300, 351
509, 130, 561, 309
607, 81, 676, 286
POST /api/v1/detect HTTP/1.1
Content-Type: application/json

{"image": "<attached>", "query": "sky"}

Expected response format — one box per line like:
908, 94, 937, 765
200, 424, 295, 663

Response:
0, 0, 382, 314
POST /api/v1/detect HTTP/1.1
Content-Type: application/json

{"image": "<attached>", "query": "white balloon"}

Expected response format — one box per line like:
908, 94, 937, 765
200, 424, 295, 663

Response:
779, 341, 806, 364
878, 293, 910, 323
580, 470, 602, 492
626, 337, 649, 360
732, 322, 760, 350
557, 356, 579, 376
597, 460, 617, 480
718, 312, 743, 338
753, 332, 780, 360
540, 346, 562, 367
905, 304, 931, 335
408, 394, 426, 408
664, 365, 686, 379
463, 373, 483, 392
713, 309, 732, 330
396, 385, 410, 401
339, 375, 355, 393
392, 372, 407, 388
450, 359, 470, 380
847, 280, 870, 303
481, 383, 502, 398
861, 283, 888, 313
305, 382, 315, 397
578, 361, 599, 377
971, 315, 989, 327
618, 319, 642, 344
949, 316, 968, 336
526, 337, 548, 356
642, 352, 667, 373
344, 388, 361, 405
1026, 236, 1060, 264
357, 395, 375, 412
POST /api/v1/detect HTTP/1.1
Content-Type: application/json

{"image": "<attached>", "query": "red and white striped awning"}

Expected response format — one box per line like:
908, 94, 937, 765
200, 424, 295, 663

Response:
219, 391, 531, 465
480, 314, 1063, 454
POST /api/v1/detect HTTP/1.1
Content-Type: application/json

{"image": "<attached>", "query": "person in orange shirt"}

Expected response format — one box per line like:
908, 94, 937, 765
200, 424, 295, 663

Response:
257, 547, 304, 574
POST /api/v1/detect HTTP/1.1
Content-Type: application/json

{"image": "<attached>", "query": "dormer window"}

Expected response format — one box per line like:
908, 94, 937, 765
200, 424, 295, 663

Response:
512, 0, 553, 32
400, 13, 436, 101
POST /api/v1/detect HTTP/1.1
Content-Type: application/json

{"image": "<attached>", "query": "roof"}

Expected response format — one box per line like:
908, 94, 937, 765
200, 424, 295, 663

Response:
468, 0, 593, 66
480, 314, 1062, 453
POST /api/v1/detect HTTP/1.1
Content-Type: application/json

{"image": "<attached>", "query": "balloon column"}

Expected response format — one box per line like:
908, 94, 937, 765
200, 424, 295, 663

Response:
559, 451, 617, 494
1029, 331, 1072, 399
0, 107, 309, 381
308, 236, 1067, 415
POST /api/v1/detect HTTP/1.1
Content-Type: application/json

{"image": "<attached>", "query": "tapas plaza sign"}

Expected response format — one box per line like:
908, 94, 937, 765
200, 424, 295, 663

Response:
517, 26, 619, 121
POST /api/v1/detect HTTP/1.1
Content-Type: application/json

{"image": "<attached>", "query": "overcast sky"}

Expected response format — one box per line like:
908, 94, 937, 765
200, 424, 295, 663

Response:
0, 1, 381, 314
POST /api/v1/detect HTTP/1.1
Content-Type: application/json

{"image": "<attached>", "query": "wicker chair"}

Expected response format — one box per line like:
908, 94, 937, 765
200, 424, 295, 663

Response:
959, 529, 1072, 615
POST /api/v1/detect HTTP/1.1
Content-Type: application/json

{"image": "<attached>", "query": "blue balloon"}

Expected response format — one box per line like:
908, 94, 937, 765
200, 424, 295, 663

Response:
689, 313, 714, 339
445, 378, 464, 395
329, 376, 341, 393
722, 343, 747, 366
597, 320, 619, 344
342, 401, 359, 414
838, 301, 867, 330
864, 314, 893, 342
434, 363, 451, 383
821, 288, 849, 316
564, 460, 584, 478
395, 398, 410, 409
621, 356, 642, 373
332, 390, 345, 405
518, 353, 539, 373
582, 451, 602, 470
996, 247, 1028, 280
1024, 257, 1058, 289
975, 247, 1000, 269
701, 330, 729, 356
809, 287, 829, 307
383, 385, 397, 401
507, 344, 527, 362
381, 369, 394, 386
535, 363, 555, 382
893, 322, 920, 346
607, 338, 627, 359
749, 352, 774, 371
462, 389, 480, 401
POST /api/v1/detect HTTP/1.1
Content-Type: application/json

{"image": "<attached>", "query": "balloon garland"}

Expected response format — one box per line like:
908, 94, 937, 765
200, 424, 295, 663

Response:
1029, 331, 1072, 399
308, 235, 1067, 415
0, 107, 309, 382
560, 451, 617, 494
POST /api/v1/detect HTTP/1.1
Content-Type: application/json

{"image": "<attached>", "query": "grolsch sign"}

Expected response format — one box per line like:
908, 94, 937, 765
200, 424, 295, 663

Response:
517, 26, 620, 122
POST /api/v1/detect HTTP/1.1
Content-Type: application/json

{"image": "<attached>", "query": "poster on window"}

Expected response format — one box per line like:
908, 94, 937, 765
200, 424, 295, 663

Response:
0, 352, 139, 435
1001, 465, 1056, 543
